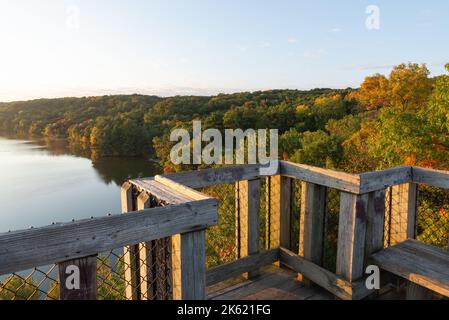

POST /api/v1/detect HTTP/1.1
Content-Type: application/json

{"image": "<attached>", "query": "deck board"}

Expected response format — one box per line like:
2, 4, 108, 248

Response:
370, 239, 449, 297
208, 266, 333, 300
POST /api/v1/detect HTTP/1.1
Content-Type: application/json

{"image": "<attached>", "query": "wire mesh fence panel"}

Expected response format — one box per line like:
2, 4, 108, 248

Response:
384, 187, 392, 248
291, 179, 302, 254
323, 188, 340, 273
97, 249, 128, 300
200, 183, 237, 268
416, 185, 449, 250
97, 238, 173, 301
0, 265, 59, 300
258, 178, 268, 251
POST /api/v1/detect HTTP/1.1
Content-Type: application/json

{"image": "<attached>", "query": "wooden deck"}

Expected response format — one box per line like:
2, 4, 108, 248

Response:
208, 266, 333, 300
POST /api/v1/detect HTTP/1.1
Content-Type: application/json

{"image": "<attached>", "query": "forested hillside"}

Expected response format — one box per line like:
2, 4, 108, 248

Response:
0, 63, 448, 174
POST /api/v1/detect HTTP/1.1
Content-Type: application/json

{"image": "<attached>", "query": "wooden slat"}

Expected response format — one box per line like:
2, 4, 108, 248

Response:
236, 179, 260, 278
209, 266, 327, 300
159, 164, 264, 189
398, 240, 449, 266
171, 234, 182, 300
370, 240, 449, 297
389, 183, 417, 245
280, 161, 360, 194
298, 182, 326, 286
121, 182, 140, 300
181, 230, 207, 300
206, 249, 280, 286
137, 192, 154, 300
0, 198, 218, 276
359, 167, 412, 194
280, 247, 370, 300
413, 166, 449, 189
58, 255, 97, 300
336, 192, 368, 282
155, 175, 212, 200
130, 178, 194, 204
365, 189, 386, 260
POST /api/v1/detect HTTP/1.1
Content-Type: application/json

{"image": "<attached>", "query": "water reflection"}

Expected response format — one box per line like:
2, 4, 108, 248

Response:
17, 137, 160, 186
0, 137, 161, 232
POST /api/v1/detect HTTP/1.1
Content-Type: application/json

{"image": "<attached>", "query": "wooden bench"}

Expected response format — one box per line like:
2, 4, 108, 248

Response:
370, 239, 449, 299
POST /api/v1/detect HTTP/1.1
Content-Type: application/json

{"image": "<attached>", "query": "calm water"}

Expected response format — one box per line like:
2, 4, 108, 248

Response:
0, 137, 161, 233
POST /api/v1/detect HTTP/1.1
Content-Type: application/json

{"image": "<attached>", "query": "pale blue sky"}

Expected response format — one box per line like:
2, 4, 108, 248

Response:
0, 0, 448, 101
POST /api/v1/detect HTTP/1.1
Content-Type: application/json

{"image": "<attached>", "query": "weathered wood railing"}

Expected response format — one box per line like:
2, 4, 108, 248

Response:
0, 179, 218, 300
0, 161, 448, 300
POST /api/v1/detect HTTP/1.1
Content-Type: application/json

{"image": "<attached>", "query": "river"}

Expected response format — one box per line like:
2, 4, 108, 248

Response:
0, 137, 161, 233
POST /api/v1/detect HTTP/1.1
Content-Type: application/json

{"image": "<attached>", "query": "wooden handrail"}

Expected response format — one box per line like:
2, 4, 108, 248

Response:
0, 198, 217, 275
1, 162, 448, 300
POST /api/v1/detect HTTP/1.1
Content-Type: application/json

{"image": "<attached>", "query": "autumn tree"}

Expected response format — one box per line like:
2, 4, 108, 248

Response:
356, 63, 433, 112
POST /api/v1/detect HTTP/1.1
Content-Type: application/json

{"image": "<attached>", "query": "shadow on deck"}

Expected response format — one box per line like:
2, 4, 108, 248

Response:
208, 266, 333, 300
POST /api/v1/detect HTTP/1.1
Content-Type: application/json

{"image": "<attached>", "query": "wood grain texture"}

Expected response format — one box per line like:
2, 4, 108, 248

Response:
280, 247, 370, 300
155, 175, 212, 200
359, 167, 412, 194
159, 164, 265, 189
181, 230, 207, 300
206, 249, 280, 286
413, 166, 449, 189
370, 240, 449, 297
0, 199, 218, 276
208, 266, 332, 300
59, 255, 97, 300
298, 182, 326, 286
365, 189, 386, 261
171, 234, 182, 300
336, 192, 368, 282
130, 178, 194, 204
280, 161, 360, 194
137, 192, 154, 300
121, 182, 140, 300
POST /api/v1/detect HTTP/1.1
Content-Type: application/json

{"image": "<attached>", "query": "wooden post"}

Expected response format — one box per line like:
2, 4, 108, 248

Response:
365, 190, 386, 259
59, 256, 97, 300
171, 234, 182, 300
236, 180, 260, 278
389, 183, 417, 245
266, 176, 292, 250
298, 182, 326, 286
121, 182, 140, 300
180, 230, 207, 300
336, 192, 368, 283
137, 192, 154, 300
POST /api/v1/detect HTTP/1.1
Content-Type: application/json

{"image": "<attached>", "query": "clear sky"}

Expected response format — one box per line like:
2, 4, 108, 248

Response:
0, 0, 448, 101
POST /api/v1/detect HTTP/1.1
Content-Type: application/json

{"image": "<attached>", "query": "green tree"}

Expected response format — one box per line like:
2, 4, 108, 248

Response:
291, 130, 342, 168
0, 275, 39, 300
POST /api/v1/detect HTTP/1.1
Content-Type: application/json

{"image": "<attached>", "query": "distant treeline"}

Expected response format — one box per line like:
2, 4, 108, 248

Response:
0, 88, 352, 160
0, 63, 448, 174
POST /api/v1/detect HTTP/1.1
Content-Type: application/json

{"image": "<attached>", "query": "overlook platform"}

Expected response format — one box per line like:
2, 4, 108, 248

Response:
0, 161, 448, 300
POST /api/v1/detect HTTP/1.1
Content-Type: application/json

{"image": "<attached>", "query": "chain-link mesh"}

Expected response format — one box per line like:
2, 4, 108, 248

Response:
201, 183, 237, 268
258, 178, 268, 251
384, 187, 392, 247
323, 188, 340, 273
291, 180, 302, 254
416, 185, 449, 249
201, 178, 269, 269
0, 240, 173, 301
0, 265, 59, 300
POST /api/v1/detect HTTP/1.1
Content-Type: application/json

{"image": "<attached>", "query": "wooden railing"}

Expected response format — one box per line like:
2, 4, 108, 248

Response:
0, 161, 448, 300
